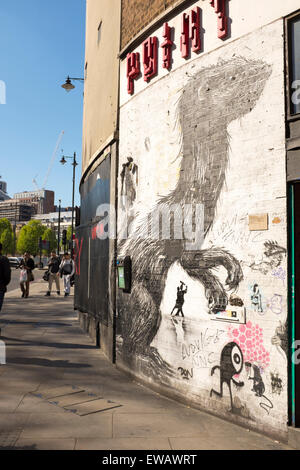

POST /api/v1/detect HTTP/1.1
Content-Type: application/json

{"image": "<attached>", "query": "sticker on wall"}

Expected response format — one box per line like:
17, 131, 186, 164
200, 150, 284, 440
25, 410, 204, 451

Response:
212, 306, 246, 324
211, 294, 246, 323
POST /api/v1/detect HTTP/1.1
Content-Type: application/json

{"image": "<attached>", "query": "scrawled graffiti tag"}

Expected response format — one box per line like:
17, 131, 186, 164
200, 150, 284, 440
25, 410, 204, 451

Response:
266, 294, 283, 315
213, 214, 264, 247
181, 329, 225, 368
178, 367, 193, 380
271, 266, 286, 285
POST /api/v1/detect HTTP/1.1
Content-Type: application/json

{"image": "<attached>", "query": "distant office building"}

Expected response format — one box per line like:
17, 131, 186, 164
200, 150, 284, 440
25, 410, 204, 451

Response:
0, 199, 33, 222
53, 205, 73, 212
0, 179, 10, 202
14, 190, 55, 214
33, 211, 72, 240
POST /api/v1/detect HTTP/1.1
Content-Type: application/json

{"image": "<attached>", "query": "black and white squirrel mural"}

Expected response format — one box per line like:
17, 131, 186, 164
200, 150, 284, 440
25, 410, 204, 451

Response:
117, 57, 272, 377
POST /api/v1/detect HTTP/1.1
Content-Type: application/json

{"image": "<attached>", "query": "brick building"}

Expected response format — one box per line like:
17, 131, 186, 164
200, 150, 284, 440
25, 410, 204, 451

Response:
14, 190, 55, 215
76, 0, 300, 444
0, 199, 33, 222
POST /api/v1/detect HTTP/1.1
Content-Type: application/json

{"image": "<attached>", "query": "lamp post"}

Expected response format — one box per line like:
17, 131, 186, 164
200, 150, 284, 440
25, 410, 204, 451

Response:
61, 76, 84, 92
57, 199, 61, 256
11, 201, 17, 256
60, 153, 78, 258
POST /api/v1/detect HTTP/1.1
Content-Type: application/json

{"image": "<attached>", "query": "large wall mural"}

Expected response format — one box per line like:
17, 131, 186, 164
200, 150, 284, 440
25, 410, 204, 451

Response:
117, 21, 287, 436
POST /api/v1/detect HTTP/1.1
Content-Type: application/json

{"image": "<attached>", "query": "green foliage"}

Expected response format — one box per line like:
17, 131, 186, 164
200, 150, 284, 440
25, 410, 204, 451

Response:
42, 227, 57, 254
0, 228, 14, 254
66, 225, 73, 241
0, 218, 14, 254
0, 218, 12, 234
17, 220, 46, 256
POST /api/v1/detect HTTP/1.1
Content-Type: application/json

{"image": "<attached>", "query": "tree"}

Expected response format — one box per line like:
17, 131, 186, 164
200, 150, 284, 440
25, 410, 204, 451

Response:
17, 220, 46, 256
42, 227, 57, 255
0, 218, 14, 254
0, 218, 12, 235
0, 228, 13, 254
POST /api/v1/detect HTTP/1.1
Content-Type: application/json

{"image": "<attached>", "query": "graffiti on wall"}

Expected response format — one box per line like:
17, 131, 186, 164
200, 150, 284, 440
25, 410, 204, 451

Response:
181, 328, 225, 368
266, 294, 283, 315
250, 284, 263, 313
270, 372, 283, 395
74, 238, 83, 275
271, 321, 288, 359
210, 342, 244, 412
170, 281, 188, 317
120, 156, 138, 209
118, 57, 272, 380
245, 362, 273, 414
249, 241, 286, 275
178, 366, 193, 380
227, 322, 270, 370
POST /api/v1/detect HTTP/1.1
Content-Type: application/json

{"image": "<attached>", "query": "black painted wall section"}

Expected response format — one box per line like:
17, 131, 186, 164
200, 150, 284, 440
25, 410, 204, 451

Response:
75, 156, 111, 325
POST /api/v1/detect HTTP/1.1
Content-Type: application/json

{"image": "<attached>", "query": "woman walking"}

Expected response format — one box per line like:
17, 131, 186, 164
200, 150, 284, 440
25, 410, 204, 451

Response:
59, 252, 75, 297
19, 252, 35, 298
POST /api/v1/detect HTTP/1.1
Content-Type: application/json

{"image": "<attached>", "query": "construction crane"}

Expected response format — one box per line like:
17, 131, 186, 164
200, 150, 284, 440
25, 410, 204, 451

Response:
32, 130, 64, 190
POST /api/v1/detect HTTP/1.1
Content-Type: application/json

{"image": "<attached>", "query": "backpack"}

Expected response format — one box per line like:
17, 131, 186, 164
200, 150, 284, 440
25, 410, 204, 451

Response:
62, 261, 73, 275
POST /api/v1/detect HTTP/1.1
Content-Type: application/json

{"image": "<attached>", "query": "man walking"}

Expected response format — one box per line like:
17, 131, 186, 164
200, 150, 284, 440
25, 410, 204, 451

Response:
0, 242, 11, 335
59, 252, 75, 297
45, 251, 60, 296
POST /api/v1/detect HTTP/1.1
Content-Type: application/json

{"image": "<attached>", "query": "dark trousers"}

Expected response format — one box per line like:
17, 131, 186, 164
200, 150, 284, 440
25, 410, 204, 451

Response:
0, 290, 5, 312
20, 281, 30, 297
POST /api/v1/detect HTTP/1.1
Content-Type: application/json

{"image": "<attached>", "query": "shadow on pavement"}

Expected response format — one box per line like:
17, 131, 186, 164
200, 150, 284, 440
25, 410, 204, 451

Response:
6, 357, 91, 368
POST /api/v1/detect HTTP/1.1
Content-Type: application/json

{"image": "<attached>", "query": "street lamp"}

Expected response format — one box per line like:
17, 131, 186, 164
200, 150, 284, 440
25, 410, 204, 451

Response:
60, 153, 78, 258
61, 76, 84, 92
10, 201, 17, 256
57, 199, 61, 255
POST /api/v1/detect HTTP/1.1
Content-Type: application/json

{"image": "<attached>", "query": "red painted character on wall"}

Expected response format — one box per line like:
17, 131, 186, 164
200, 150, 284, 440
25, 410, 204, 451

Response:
191, 6, 202, 52
127, 52, 140, 95
210, 0, 228, 39
143, 37, 158, 82
161, 22, 173, 70
180, 7, 202, 58
74, 238, 83, 276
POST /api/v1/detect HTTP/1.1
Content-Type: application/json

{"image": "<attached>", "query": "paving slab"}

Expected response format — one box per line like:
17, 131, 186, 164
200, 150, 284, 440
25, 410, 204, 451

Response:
31, 385, 85, 400
64, 398, 121, 416
19, 412, 113, 439
75, 438, 172, 450
14, 438, 76, 450
0, 394, 24, 413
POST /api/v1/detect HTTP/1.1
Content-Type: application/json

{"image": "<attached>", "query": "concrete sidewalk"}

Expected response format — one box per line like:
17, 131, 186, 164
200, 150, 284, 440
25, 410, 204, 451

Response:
0, 279, 293, 450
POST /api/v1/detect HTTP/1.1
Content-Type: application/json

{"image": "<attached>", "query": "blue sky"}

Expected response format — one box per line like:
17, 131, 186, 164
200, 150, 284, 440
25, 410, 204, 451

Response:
0, 0, 86, 208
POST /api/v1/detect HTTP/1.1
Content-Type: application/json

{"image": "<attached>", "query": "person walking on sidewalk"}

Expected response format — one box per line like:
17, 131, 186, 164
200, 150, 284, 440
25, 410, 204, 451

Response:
19, 252, 35, 298
45, 251, 61, 296
0, 242, 11, 315
59, 252, 74, 297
